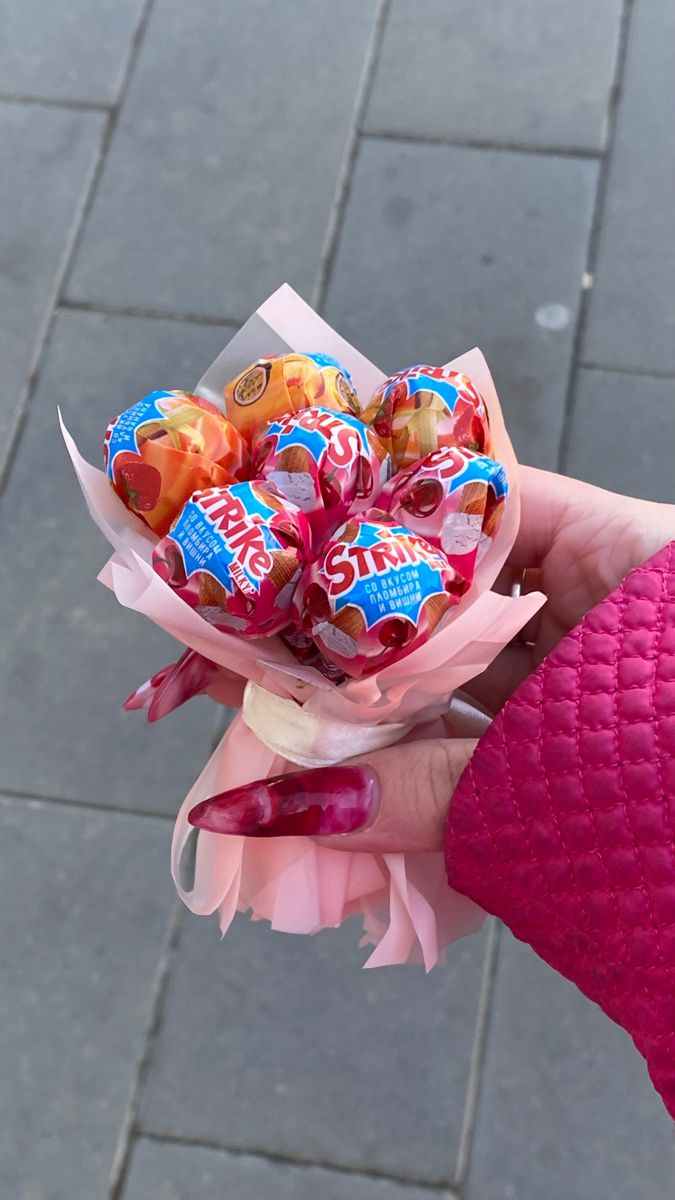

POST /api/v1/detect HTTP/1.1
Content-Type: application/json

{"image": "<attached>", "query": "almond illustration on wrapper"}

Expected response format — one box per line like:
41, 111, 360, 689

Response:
482, 499, 503, 540
338, 518, 360, 544
332, 605, 366, 640
268, 550, 301, 590
198, 572, 231, 610
422, 591, 453, 634
277, 444, 314, 474
459, 480, 488, 516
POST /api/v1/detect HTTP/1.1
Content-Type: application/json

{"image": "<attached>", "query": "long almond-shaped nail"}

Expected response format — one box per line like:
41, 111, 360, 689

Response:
188, 765, 379, 837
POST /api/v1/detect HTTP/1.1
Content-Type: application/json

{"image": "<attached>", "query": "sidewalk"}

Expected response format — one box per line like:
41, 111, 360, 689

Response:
0, 2, 673, 1197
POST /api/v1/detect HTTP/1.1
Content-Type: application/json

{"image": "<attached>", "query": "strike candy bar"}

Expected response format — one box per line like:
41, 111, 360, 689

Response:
362, 366, 491, 471
382, 446, 508, 592
104, 390, 248, 537
251, 406, 390, 546
293, 514, 462, 677
152, 481, 310, 637
223, 352, 361, 443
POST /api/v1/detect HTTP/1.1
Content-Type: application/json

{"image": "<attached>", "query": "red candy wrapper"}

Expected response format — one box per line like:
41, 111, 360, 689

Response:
104, 389, 248, 536
223, 351, 361, 443
381, 446, 508, 593
293, 513, 462, 677
362, 366, 492, 471
251, 406, 390, 547
152, 481, 310, 637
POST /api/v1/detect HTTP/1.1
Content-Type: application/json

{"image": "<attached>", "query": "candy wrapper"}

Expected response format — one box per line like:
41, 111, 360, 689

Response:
224, 351, 360, 442
63, 285, 545, 969
381, 446, 508, 591
104, 389, 248, 535
363, 365, 492, 470
252, 406, 390, 546
294, 514, 461, 677
153, 482, 310, 636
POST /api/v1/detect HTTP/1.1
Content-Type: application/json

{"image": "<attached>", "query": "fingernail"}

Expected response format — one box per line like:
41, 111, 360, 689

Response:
188, 765, 379, 837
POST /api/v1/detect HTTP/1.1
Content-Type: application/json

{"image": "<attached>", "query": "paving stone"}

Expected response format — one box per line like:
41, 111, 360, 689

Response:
366, 0, 621, 152
139, 914, 486, 1184
564, 368, 675, 502
122, 1138, 442, 1200
324, 138, 598, 468
66, 0, 377, 319
583, 0, 675, 373
465, 932, 675, 1200
0, 103, 103, 478
0, 309, 229, 813
0, 0, 143, 103
0, 796, 174, 1200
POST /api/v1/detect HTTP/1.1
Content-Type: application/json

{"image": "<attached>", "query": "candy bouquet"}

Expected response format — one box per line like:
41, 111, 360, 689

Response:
64, 286, 543, 968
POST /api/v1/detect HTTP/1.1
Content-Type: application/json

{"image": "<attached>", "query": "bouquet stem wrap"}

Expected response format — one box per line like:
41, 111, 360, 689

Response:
64, 285, 544, 968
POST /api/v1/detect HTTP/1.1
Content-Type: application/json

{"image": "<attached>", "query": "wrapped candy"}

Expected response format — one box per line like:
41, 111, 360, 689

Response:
223, 352, 361, 442
293, 513, 463, 677
152, 481, 310, 637
279, 626, 347, 683
104, 390, 248, 536
382, 446, 508, 592
251, 406, 390, 546
362, 365, 492, 471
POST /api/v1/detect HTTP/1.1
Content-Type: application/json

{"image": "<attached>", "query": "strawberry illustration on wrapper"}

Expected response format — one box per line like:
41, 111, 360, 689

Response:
381, 447, 508, 593
223, 352, 361, 443
362, 366, 492, 472
105, 390, 249, 537
152, 482, 310, 638
293, 514, 462, 678
251, 406, 390, 548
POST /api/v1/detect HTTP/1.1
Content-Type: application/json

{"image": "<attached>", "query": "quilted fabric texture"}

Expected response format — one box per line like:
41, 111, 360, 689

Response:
445, 540, 675, 1118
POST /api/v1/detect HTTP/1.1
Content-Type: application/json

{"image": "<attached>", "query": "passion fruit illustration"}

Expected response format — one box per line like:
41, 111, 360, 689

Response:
232, 361, 271, 407
335, 371, 360, 415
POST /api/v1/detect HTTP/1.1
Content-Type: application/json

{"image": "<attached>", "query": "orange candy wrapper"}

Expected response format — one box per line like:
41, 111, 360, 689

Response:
104, 389, 248, 536
223, 351, 361, 443
362, 365, 492, 471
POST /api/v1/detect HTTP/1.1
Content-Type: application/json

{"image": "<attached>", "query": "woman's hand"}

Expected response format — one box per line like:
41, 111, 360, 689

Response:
189, 468, 675, 851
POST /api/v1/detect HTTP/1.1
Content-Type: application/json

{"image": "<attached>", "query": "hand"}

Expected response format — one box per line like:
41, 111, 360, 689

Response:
189, 469, 675, 852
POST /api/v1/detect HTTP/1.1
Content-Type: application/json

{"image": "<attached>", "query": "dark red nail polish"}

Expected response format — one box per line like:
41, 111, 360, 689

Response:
188, 765, 379, 837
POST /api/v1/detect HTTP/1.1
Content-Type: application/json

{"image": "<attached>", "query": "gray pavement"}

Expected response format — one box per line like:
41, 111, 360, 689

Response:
1, 1, 673, 1197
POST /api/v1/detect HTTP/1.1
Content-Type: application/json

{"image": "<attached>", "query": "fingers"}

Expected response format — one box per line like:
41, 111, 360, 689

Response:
188, 737, 477, 853
324, 739, 477, 852
509, 465, 586, 568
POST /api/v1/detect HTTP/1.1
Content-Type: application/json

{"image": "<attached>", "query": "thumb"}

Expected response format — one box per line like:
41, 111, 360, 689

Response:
188, 738, 477, 853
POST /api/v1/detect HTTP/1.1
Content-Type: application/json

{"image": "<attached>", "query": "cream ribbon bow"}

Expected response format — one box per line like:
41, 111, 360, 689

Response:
241, 681, 414, 768
241, 681, 491, 769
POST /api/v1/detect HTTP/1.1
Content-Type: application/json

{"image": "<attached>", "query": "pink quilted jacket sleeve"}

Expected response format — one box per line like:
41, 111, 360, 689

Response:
445, 540, 675, 1119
